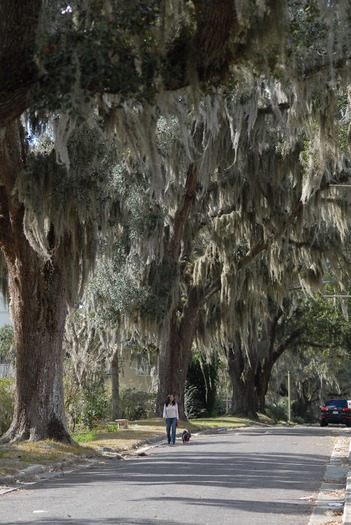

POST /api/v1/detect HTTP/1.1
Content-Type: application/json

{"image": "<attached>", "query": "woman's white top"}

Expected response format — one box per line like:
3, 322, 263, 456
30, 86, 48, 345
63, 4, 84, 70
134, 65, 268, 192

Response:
163, 402, 179, 419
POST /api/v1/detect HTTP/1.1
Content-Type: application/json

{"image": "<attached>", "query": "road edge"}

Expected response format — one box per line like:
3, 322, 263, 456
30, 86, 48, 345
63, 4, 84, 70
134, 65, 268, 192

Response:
343, 438, 351, 525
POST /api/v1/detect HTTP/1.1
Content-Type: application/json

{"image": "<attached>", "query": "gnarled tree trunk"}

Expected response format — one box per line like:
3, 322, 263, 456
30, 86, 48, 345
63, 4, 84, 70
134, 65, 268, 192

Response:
111, 350, 121, 420
155, 164, 199, 419
227, 340, 258, 419
4, 247, 70, 442
156, 288, 199, 419
226, 309, 302, 419
0, 121, 71, 443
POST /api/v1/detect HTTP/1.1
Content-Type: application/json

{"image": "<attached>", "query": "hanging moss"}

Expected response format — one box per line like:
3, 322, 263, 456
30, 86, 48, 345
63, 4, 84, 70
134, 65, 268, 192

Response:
13, 122, 120, 306
8, 1, 351, 349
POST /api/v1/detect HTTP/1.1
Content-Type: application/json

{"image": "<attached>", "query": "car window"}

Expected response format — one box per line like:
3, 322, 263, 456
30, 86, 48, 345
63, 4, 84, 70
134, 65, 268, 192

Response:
325, 399, 348, 408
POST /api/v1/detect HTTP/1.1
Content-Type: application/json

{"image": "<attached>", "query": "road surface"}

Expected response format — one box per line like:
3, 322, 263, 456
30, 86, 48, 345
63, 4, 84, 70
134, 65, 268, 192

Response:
0, 425, 348, 525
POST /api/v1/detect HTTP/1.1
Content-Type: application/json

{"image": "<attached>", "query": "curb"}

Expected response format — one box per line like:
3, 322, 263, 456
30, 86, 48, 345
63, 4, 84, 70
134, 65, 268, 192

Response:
343, 439, 351, 524
0, 426, 262, 490
0, 434, 167, 491
306, 434, 349, 525
0, 426, 296, 495
0, 455, 98, 491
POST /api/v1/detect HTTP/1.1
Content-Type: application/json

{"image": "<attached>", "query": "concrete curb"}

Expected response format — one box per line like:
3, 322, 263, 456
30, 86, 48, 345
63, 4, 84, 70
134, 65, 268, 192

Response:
306, 434, 349, 525
0, 434, 168, 491
0, 455, 97, 490
343, 439, 351, 525
0, 426, 287, 491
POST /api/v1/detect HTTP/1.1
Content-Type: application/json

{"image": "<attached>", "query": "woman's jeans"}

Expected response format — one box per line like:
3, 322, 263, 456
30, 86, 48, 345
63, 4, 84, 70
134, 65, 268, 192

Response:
165, 417, 177, 444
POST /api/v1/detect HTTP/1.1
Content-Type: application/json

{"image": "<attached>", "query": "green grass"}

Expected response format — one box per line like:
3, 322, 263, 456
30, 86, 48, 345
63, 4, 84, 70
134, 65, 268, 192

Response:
189, 413, 274, 428
0, 415, 276, 478
72, 431, 97, 443
19, 454, 33, 463
106, 424, 119, 432
127, 418, 165, 428
189, 416, 251, 428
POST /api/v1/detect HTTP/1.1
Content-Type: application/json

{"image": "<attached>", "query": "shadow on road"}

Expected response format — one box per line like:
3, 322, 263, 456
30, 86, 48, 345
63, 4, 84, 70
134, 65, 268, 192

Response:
20, 426, 346, 502
1, 426, 347, 524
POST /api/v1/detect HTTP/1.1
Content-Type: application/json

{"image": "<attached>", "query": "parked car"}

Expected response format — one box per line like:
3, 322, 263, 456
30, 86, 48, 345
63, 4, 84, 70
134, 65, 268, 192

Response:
320, 399, 351, 427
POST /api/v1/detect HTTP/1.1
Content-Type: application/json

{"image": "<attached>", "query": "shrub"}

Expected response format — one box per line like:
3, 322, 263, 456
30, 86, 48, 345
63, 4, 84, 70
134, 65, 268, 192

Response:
265, 402, 289, 422
119, 388, 156, 420
0, 377, 15, 436
292, 416, 305, 424
184, 384, 208, 418
64, 375, 110, 431
0, 325, 15, 365
81, 379, 110, 429
185, 353, 220, 418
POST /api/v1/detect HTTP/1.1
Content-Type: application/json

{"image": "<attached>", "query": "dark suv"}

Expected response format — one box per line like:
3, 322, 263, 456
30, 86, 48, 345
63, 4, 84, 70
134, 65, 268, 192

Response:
320, 399, 351, 427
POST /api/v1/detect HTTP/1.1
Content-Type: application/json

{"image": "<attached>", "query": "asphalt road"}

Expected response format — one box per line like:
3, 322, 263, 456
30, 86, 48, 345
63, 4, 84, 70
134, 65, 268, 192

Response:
0, 425, 348, 525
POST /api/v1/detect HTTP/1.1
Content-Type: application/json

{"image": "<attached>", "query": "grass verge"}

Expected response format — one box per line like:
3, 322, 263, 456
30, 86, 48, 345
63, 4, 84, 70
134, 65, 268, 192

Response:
0, 414, 274, 479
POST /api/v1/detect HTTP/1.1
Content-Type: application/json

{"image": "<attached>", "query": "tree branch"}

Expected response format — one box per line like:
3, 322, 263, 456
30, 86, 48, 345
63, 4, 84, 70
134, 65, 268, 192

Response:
197, 278, 221, 309
272, 328, 302, 363
0, 0, 42, 126
170, 164, 198, 261
297, 340, 340, 350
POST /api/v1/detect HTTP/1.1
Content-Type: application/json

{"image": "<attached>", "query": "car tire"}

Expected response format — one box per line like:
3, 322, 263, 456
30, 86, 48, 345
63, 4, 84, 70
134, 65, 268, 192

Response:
346, 422, 351, 428
320, 421, 327, 427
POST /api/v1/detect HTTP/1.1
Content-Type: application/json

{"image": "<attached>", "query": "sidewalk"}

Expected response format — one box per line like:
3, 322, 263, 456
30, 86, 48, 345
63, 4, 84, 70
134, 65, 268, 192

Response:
307, 434, 350, 525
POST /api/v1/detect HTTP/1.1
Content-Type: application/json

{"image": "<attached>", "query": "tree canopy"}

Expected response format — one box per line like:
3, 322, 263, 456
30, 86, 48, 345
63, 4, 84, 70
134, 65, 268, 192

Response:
2, 1, 351, 438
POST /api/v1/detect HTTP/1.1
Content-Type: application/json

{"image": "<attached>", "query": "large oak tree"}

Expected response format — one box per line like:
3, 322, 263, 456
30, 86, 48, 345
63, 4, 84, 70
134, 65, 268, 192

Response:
0, 120, 118, 442
1, 1, 351, 440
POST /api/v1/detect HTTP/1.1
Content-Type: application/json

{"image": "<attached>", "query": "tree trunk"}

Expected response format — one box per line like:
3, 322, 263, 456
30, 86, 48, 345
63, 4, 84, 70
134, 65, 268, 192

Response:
256, 313, 302, 414
111, 350, 121, 420
227, 342, 258, 419
3, 249, 70, 442
254, 315, 280, 413
155, 164, 200, 418
156, 309, 197, 420
156, 287, 199, 419
0, 121, 71, 443
226, 309, 302, 419
256, 358, 275, 414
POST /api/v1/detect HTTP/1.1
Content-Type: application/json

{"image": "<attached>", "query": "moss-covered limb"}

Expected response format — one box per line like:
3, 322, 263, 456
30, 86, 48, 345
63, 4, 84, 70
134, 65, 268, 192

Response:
2, 1, 351, 128
0, 0, 42, 126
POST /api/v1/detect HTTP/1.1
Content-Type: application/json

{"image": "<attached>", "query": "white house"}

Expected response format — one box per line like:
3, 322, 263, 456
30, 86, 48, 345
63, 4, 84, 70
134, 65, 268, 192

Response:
0, 294, 13, 378
0, 294, 11, 328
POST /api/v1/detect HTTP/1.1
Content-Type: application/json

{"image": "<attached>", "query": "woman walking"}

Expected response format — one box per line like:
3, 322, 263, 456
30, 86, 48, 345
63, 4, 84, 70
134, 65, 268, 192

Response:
163, 394, 179, 445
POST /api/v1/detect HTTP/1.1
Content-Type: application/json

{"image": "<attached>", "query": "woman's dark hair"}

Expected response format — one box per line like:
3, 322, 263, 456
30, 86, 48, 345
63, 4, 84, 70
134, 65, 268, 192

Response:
165, 394, 175, 406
